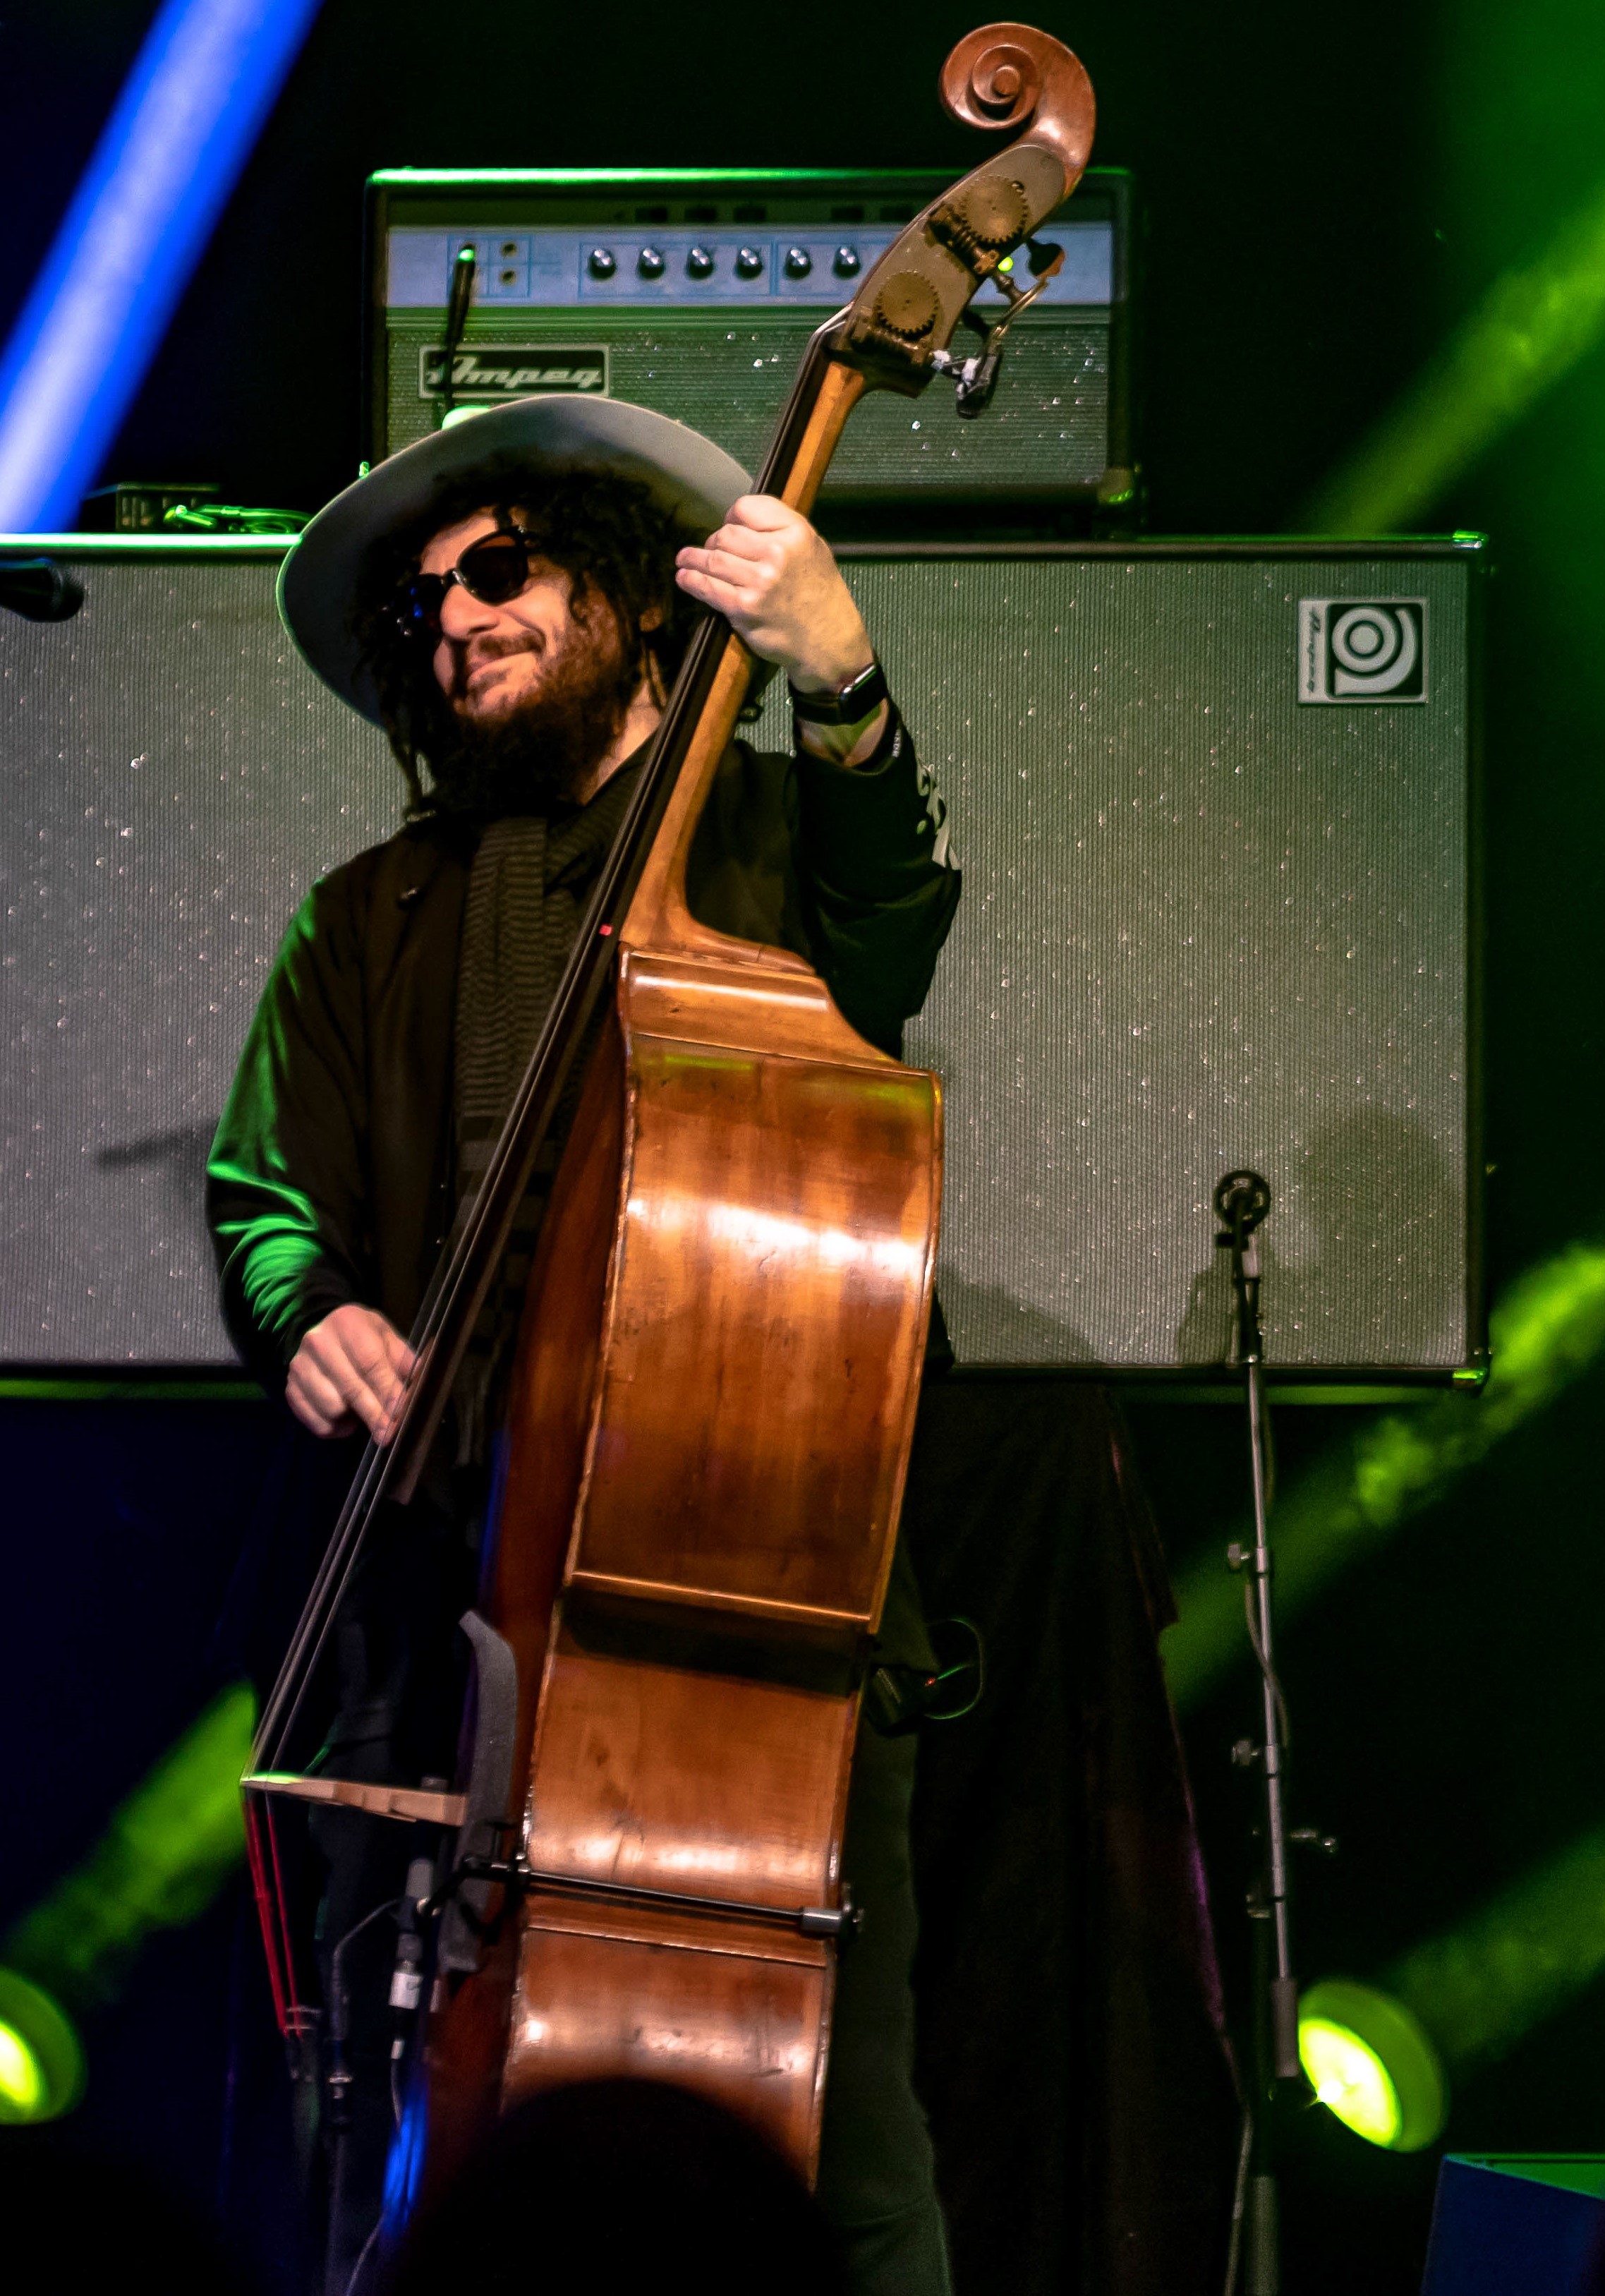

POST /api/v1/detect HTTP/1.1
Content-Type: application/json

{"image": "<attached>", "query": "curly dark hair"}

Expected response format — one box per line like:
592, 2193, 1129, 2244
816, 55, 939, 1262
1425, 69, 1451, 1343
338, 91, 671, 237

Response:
351, 461, 702, 816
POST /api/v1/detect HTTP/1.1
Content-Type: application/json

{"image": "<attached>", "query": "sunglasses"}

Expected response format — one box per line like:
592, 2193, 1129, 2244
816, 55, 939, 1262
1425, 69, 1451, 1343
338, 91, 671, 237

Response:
392, 525, 542, 642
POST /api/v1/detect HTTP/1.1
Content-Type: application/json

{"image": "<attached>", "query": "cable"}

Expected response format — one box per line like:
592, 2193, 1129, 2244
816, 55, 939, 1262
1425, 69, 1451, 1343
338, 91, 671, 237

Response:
323, 1895, 402, 2296
1222, 2102, 1254, 2296
1240, 1576, 1292, 1752
325, 1895, 401, 2145
341, 2216, 382, 2296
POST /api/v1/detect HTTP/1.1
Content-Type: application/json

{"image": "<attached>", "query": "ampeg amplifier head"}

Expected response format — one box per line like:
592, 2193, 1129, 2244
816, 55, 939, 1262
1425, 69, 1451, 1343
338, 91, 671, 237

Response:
364, 168, 1134, 524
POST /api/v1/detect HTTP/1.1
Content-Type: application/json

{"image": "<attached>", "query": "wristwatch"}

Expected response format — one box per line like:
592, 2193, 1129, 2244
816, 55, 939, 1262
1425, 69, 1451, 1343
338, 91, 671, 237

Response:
789, 658, 890, 726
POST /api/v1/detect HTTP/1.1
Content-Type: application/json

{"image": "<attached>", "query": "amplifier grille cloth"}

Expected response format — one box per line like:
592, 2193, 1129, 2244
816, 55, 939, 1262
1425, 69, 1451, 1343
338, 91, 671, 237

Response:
756, 556, 1472, 1374
0, 548, 1471, 1373
384, 315, 1113, 490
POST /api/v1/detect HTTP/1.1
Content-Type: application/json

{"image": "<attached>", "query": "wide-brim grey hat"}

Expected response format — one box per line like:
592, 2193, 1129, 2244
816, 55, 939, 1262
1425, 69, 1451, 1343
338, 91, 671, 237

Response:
277, 394, 753, 724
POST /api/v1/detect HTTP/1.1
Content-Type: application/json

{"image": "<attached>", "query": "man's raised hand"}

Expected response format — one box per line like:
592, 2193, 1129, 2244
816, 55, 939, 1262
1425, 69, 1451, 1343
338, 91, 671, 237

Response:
674, 496, 875, 694
286, 1303, 416, 1444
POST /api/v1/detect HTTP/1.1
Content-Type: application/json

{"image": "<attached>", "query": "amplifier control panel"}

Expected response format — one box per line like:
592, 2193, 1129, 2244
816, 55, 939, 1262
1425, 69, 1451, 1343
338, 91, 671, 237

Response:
386, 222, 1115, 309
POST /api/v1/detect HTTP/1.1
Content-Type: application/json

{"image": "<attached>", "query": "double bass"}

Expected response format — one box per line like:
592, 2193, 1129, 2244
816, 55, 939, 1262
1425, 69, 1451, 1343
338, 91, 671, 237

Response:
246, 20, 1097, 2211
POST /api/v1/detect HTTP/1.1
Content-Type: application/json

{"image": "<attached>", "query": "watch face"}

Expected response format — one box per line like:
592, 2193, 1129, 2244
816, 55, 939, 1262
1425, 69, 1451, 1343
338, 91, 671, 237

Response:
789, 660, 885, 721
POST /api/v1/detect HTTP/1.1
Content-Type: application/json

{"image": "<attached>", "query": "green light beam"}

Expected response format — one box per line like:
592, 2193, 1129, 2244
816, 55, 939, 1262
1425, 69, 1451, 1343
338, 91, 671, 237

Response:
1298, 174, 1605, 534
1, 1680, 255, 2013
1387, 1823, 1605, 2076
1163, 1244, 1605, 1712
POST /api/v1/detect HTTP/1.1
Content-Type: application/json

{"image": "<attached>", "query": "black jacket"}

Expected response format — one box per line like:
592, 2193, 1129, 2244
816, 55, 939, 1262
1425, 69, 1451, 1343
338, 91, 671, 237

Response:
207, 716, 959, 1385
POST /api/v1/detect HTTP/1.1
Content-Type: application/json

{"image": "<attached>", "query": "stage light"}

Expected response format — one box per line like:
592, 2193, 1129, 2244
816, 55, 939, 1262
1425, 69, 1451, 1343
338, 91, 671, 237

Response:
0, 0, 324, 533
1299, 1981, 1447, 2153
1300, 2019, 1399, 2146
1164, 1244, 1605, 1712
1299, 171, 1605, 533
0, 2021, 40, 2113
0, 1970, 85, 2125
1, 1682, 255, 2018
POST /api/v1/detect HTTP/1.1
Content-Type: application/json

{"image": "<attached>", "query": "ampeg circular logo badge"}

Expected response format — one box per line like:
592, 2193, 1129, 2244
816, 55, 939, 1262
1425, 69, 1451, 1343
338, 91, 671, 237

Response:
1297, 598, 1428, 704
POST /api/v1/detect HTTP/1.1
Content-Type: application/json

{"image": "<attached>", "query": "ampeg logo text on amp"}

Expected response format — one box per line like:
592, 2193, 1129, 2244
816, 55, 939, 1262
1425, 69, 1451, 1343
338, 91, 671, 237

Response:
1298, 598, 1429, 703
418, 345, 608, 402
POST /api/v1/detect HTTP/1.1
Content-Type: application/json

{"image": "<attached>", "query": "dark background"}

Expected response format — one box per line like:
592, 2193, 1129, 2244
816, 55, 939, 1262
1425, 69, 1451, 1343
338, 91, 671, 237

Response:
4, 3, 1604, 2291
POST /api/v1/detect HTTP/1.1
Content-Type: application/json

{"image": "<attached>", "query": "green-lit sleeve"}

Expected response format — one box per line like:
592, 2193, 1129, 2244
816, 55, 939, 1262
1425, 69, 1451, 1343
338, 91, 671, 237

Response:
206, 877, 371, 1384
792, 705, 962, 1057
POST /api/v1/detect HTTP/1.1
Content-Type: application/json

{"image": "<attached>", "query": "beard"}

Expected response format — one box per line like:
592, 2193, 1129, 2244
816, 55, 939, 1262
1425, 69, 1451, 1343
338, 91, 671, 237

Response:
423, 596, 641, 816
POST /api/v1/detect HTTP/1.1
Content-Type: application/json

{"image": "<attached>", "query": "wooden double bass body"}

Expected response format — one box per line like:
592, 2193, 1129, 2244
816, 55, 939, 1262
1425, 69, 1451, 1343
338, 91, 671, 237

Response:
246, 20, 1096, 2212
460, 620, 943, 2175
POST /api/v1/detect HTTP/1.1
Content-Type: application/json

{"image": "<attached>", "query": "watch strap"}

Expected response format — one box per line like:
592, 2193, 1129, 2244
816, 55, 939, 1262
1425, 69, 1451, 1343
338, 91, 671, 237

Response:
789, 658, 889, 726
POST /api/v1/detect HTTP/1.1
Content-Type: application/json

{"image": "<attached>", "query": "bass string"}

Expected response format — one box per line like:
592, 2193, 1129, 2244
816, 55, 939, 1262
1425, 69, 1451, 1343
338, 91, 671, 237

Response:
254, 316, 847, 1773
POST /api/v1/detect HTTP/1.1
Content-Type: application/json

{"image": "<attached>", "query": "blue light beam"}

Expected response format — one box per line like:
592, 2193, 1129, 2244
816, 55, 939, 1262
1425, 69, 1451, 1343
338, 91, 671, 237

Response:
0, 0, 325, 532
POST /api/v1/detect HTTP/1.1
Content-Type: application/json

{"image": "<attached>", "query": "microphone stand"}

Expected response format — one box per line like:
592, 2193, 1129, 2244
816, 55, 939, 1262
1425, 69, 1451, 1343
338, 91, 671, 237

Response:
1214, 1171, 1305, 2296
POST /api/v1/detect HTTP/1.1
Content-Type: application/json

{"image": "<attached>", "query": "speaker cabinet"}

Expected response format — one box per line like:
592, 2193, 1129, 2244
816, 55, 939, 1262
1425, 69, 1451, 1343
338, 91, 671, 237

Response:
765, 542, 1484, 1387
0, 537, 1481, 1385
1422, 2156, 1605, 2296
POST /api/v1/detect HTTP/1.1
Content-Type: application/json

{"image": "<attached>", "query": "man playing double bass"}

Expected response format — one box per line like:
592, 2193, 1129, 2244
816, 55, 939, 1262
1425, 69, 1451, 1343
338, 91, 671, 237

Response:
207, 397, 959, 2295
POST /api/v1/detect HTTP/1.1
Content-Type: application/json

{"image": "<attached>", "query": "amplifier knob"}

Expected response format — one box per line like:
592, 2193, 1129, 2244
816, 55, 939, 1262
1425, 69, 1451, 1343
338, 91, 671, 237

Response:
587, 247, 617, 280
686, 246, 715, 279
833, 246, 861, 277
735, 246, 764, 279
637, 247, 666, 278
783, 246, 813, 279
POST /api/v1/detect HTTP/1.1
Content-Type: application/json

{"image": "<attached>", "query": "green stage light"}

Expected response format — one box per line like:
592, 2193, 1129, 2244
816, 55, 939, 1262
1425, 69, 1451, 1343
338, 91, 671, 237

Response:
0, 1969, 85, 2124
1164, 1244, 1605, 1712
0, 2019, 40, 2113
1, 1681, 255, 2019
1298, 171, 1605, 533
1299, 1981, 1448, 2153
1301, 2018, 1400, 2146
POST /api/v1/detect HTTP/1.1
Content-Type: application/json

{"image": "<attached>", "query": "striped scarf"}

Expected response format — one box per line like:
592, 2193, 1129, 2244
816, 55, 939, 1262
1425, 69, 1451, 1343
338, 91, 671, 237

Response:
450, 761, 640, 1461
